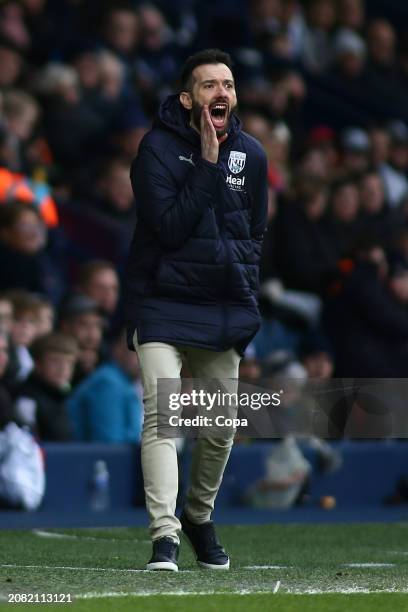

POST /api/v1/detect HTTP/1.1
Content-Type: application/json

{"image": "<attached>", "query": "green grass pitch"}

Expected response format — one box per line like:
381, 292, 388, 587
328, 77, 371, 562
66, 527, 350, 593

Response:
0, 523, 407, 610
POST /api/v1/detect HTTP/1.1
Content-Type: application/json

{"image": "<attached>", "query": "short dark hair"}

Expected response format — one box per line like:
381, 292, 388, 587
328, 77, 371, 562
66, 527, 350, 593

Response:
293, 174, 328, 202
331, 176, 358, 196
31, 332, 79, 361
0, 200, 41, 230
59, 294, 102, 322
180, 48, 233, 92
358, 167, 382, 182
77, 260, 117, 288
4, 289, 41, 318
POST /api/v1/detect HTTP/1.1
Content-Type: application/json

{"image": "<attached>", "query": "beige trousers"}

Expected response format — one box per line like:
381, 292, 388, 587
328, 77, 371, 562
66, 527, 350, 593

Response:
133, 331, 241, 544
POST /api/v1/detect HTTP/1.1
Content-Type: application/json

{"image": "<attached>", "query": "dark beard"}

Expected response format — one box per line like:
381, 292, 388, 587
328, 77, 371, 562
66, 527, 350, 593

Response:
191, 100, 232, 137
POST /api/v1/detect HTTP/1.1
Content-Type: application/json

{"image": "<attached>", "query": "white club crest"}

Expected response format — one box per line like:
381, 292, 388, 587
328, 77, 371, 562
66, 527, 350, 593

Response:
228, 151, 246, 174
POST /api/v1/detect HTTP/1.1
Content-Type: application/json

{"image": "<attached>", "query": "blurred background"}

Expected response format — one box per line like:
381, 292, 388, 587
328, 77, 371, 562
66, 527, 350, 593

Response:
1, 0, 408, 526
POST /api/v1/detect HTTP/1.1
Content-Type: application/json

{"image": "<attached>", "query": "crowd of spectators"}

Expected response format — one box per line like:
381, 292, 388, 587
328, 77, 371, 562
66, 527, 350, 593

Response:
0, 0, 408, 443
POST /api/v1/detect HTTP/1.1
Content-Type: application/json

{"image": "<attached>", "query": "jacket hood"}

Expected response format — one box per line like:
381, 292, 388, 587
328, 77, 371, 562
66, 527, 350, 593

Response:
156, 94, 242, 147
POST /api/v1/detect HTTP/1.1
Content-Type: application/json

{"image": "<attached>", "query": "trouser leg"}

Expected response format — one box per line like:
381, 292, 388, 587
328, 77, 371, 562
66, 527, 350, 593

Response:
183, 347, 241, 524
133, 332, 183, 543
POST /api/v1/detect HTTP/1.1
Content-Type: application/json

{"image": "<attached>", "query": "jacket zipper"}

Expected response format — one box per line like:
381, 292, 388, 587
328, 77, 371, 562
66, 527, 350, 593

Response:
216, 145, 235, 351
219, 231, 233, 350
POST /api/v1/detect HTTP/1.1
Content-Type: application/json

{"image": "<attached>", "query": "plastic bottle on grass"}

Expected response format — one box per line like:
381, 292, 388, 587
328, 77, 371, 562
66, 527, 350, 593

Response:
89, 460, 110, 512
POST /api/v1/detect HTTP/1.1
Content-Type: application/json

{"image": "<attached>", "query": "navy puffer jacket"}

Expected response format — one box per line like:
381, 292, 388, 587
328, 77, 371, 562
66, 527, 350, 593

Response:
125, 95, 268, 354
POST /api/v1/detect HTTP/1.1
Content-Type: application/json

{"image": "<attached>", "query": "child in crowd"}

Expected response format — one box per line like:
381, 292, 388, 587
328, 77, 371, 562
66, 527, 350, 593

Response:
13, 332, 78, 441
6, 290, 40, 382
77, 260, 119, 319
59, 294, 105, 386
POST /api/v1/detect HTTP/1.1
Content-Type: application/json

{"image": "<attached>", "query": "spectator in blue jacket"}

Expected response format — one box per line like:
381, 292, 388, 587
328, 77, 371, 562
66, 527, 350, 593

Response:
124, 49, 268, 572
67, 329, 142, 444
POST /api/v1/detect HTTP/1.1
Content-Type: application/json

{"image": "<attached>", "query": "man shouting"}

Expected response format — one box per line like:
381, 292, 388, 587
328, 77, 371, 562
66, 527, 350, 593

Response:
125, 49, 268, 571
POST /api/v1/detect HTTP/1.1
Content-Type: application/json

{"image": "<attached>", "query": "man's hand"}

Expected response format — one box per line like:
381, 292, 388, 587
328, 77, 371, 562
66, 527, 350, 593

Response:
200, 105, 227, 164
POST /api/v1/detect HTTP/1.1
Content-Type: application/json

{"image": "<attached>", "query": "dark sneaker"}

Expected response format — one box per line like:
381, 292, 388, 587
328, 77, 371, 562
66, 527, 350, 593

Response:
180, 510, 230, 570
146, 537, 179, 571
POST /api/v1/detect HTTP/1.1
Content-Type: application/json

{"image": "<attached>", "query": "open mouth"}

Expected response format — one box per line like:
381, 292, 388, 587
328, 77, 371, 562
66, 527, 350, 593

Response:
210, 102, 228, 130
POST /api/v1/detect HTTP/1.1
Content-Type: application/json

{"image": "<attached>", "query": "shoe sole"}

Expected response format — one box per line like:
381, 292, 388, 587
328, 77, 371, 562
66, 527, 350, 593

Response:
197, 559, 230, 570
146, 561, 178, 571
181, 531, 230, 570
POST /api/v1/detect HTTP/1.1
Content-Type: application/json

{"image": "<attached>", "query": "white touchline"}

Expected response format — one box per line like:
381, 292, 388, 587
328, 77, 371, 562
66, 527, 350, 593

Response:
286, 587, 408, 594
78, 592, 198, 599
0, 564, 193, 573
32, 529, 150, 544
342, 563, 395, 568
273, 581, 281, 594
243, 565, 289, 570
77, 591, 272, 599
1, 564, 144, 573
76, 586, 408, 598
